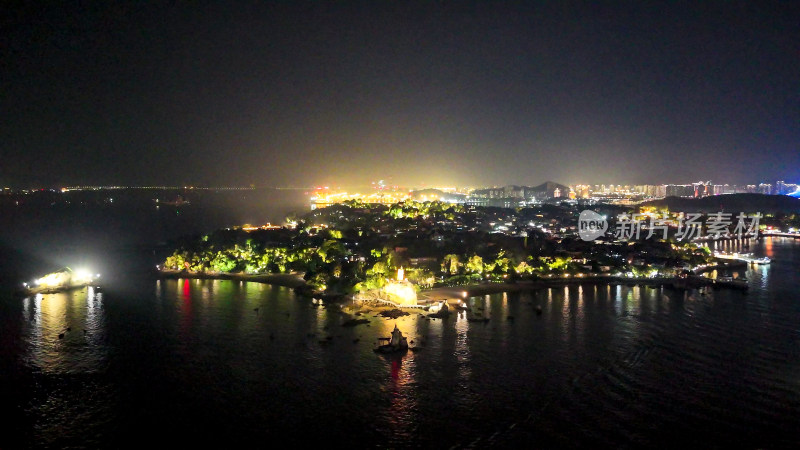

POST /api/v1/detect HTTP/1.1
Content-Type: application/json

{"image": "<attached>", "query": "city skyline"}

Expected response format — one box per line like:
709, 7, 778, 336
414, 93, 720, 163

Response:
5, 177, 799, 200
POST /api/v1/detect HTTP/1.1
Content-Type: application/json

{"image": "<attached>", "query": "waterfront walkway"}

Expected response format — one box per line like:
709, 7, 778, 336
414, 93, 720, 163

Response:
763, 232, 800, 239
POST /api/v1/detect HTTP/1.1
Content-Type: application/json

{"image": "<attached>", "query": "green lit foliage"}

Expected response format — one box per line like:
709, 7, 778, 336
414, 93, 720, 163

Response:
306, 272, 329, 291
344, 199, 368, 209
541, 256, 572, 272
164, 251, 186, 270
189, 253, 209, 272
515, 260, 534, 275
485, 250, 511, 274
318, 239, 346, 263
388, 205, 403, 219
367, 261, 388, 277
465, 255, 484, 274
441, 254, 461, 275
405, 268, 435, 288
211, 252, 237, 273
354, 274, 387, 292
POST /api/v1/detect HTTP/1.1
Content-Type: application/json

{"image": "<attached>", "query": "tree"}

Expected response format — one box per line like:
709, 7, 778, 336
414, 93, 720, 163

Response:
164, 251, 186, 270
515, 260, 534, 275
367, 261, 388, 276
211, 252, 237, 273
543, 256, 571, 272
307, 272, 329, 291
441, 254, 461, 275
465, 255, 484, 274
406, 268, 435, 288
388, 205, 403, 219
490, 250, 511, 274
318, 239, 345, 263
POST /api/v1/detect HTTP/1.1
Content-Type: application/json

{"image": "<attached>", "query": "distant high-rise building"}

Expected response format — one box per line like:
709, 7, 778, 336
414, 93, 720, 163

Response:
691, 181, 712, 198
571, 184, 591, 198
666, 184, 694, 197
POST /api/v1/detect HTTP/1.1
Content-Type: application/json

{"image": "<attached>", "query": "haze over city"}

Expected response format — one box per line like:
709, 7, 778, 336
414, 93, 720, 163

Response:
3, 1, 798, 188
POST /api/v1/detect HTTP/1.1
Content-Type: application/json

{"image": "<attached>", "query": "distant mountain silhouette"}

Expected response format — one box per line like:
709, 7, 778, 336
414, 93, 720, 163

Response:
467, 181, 570, 199
642, 194, 800, 213
530, 181, 569, 194
409, 189, 466, 201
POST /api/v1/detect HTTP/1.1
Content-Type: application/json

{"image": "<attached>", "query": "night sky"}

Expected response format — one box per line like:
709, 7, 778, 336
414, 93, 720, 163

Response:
3, 1, 798, 188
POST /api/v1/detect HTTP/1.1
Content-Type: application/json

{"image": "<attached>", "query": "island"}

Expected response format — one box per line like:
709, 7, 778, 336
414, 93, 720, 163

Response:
155, 199, 765, 309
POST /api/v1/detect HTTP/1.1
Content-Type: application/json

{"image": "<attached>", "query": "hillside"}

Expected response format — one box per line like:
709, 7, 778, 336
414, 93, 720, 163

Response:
642, 193, 800, 213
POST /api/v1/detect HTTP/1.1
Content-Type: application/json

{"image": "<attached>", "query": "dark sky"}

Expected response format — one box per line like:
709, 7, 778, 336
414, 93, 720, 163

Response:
3, 1, 798, 188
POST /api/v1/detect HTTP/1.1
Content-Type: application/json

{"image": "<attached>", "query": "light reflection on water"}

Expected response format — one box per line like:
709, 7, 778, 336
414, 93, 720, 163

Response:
21, 288, 107, 374
2, 236, 800, 447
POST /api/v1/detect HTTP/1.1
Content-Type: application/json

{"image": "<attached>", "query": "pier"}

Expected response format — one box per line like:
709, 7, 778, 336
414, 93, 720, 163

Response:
712, 252, 771, 265
762, 231, 800, 239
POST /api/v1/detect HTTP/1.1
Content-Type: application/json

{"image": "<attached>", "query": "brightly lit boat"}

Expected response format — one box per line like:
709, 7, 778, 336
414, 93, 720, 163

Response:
18, 267, 101, 296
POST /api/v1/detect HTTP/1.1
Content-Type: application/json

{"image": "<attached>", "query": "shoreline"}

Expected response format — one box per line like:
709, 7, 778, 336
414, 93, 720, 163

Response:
694, 260, 748, 274
158, 265, 750, 307
156, 270, 307, 289
420, 277, 681, 305
421, 273, 751, 305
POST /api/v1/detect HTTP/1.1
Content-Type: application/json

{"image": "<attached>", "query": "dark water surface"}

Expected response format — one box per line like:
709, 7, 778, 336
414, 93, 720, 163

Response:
2, 202, 800, 447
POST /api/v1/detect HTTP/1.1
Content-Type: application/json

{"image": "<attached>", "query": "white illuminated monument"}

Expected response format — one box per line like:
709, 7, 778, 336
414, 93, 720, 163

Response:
382, 267, 417, 306
389, 324, 408, 349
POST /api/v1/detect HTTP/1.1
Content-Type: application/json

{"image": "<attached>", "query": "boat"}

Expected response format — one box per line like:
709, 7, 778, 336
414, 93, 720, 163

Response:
17, 268, 100, 296
374, 324, 409, 354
